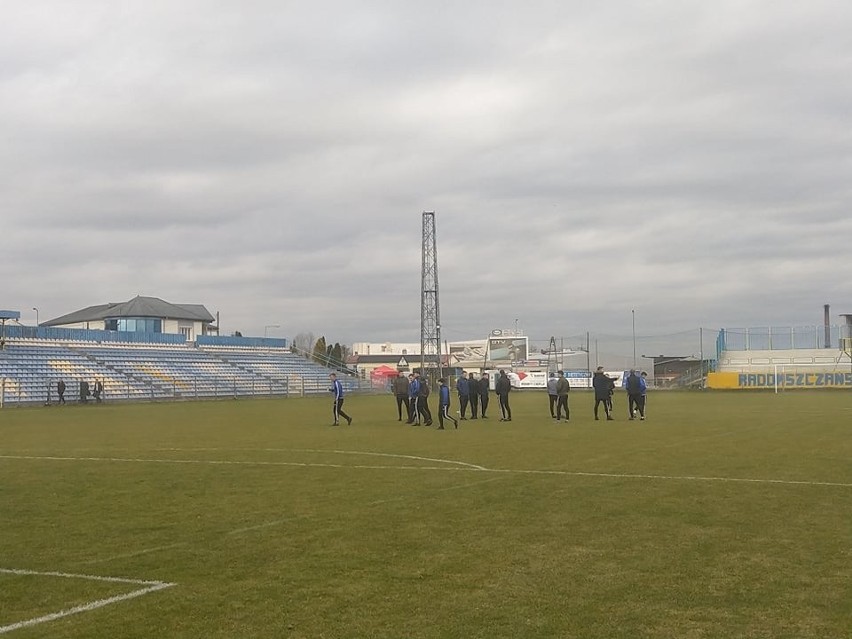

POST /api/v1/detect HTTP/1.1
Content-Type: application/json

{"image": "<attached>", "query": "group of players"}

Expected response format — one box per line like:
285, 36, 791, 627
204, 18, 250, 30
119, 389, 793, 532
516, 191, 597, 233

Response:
552, 367, 648, 421
391, 370, 502, 430
332, 367, 649, 428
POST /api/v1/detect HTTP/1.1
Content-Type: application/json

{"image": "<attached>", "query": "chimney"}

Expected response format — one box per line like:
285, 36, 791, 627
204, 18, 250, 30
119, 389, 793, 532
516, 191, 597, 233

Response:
824, 304, 831, 348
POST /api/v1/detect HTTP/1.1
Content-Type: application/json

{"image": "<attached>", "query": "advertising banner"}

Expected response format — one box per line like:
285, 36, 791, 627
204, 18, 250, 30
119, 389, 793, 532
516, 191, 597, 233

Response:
487, 337, 528, 365
708, 371, 852, 389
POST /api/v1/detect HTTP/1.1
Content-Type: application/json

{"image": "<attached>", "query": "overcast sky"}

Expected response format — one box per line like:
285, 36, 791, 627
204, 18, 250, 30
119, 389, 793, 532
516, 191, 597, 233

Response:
2, 1, 851, 351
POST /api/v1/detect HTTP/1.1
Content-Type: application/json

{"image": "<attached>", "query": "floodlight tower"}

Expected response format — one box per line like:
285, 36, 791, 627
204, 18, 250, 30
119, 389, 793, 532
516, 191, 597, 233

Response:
420, 211, 443, 382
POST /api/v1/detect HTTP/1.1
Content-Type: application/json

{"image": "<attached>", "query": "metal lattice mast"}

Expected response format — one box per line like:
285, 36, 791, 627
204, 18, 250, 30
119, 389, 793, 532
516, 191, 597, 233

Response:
420, 211, 442, 380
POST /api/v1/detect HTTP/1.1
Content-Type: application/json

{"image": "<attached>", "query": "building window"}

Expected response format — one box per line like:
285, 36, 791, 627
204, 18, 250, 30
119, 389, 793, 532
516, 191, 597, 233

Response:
108, 318, 163, 333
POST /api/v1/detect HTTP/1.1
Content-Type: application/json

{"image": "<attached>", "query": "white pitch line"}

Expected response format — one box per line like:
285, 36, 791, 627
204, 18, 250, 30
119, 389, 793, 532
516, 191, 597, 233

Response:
284, 448, 488, 470
227, 516, 308, 535
78, 543, 188, 566
1, 454, 851, 489
155, 447, 488, 470
0, 569, 175, 635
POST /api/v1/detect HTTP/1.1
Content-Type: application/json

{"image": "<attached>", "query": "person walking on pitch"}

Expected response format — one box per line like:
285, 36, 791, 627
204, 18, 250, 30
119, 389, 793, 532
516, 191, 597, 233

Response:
392, 372, 409, 421
547, 372, 559, 419
407, 373, 420, 424
639, 371, 649, 419
467, 372, 479, 419
593, 367, 614, 420
624, 369, 645, 420
456, 374, 470, 419
555, 370, 570, 421
417, 375, 433, 426
496, 370, 512, 421
437, 378, 459, 430
479, 373, 490, 418
329, 373, 352, 426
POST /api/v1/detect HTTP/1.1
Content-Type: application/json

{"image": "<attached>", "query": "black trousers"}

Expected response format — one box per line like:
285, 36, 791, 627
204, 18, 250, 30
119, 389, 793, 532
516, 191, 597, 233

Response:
548, 394, 557, 417
480, 394, 489, 417
498, 393, 511, 420
333, 398, 351, 424
594, 397, 610, 418
628, 393, 644, 418
395, 394, 408, 420
468, 393, 479, 418
556, 396, 569, 420
417, 397, 432, 424
438, 405, 458, 429
459, 394, 469, 417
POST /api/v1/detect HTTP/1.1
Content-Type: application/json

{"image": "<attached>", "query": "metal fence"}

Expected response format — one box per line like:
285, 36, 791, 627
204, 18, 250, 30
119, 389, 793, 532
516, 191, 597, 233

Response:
0, 375, 360, 407
717, 326, 845, 352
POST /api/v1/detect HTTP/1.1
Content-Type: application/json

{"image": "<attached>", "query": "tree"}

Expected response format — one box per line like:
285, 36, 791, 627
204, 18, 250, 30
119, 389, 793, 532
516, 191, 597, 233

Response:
312, 336, 327, 363
330, 342, 343, 368
292, 332, 315, 355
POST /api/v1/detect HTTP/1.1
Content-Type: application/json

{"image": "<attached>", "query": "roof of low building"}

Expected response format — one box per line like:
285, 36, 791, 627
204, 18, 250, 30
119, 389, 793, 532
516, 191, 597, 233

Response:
44, 296, 215, 326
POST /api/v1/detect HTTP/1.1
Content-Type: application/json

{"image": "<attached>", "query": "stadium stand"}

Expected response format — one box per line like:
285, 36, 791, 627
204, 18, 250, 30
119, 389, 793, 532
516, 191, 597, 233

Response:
0, 336, 353, 405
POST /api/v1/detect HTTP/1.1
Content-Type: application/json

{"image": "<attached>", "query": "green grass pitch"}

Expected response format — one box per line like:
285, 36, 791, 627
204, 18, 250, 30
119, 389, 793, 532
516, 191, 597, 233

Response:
1, 390, 850, 638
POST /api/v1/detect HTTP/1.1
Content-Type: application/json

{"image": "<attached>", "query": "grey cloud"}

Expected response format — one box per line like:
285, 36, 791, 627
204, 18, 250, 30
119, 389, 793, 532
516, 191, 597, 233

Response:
2, 1, 851, 344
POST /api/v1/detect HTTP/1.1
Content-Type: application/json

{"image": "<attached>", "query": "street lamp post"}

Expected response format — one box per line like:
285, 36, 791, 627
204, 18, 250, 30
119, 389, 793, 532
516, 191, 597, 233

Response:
632, 309, 636, 368
33, 307, 39, 327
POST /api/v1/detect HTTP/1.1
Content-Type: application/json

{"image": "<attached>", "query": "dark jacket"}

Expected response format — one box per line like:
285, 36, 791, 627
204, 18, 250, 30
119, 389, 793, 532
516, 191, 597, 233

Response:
456, 376, 469, 396
467, 376, 479, 396
495, 374, 511, 396
593, 372, 611, 399
392, 375, 409, 396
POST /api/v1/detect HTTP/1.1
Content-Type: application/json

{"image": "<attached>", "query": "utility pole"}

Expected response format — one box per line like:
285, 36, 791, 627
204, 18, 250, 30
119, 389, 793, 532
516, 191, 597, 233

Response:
420, 211, 442, 383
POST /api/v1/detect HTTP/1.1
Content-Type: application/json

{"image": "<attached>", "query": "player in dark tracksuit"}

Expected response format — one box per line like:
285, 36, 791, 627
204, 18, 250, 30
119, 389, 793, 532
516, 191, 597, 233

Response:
407, 373, 420, 424
417, 377, 433, 426
456, 374, 470, 419
392, 373, 409, 421
329, 373, 352, 425
479, 373, 490, 418
437, 378, 459, 430
496, 370, 512, 421
625, 370, 644, 420
467, 372, 479, 419
555, 371, 570, 421
592, 367, 614, 421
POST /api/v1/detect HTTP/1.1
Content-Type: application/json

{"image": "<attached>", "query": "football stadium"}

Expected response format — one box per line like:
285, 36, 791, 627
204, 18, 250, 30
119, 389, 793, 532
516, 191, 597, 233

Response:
1, 298, 851, 637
